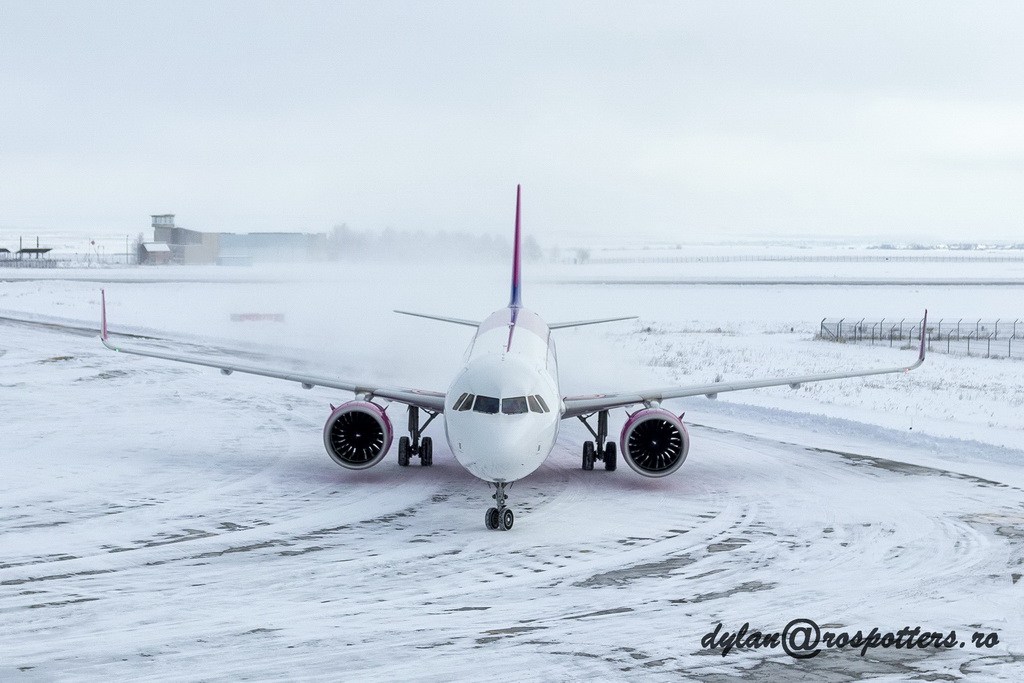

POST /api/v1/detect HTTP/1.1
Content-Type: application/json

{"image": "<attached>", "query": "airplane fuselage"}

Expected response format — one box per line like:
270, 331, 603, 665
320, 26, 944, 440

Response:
444, 306, 561, 482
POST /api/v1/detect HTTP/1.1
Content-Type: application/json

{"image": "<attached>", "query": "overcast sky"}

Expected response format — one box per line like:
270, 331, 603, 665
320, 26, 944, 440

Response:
1, 1, 1022, 244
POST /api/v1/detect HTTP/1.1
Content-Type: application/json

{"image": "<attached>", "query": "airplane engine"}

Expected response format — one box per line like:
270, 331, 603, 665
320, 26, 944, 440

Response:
323, 401, 393, 470
619, 408, 689, 477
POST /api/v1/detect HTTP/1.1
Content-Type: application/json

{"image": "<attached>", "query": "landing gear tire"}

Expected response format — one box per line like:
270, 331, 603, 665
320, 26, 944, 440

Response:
485, 482, 515, 530
402, 405, 438, 469
398, 436, 410, 467
604, 442, 617, 471
485, 507, 500, 530
578, 410, 618, 474
582, 441, 595, 471
420, 436, 433, 466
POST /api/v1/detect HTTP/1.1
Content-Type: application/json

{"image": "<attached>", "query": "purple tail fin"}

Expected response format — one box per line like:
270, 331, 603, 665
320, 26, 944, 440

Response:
509, 185, 523, 308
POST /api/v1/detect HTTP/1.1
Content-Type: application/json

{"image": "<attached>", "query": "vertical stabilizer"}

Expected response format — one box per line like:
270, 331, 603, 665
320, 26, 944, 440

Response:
509, 185, 523, 308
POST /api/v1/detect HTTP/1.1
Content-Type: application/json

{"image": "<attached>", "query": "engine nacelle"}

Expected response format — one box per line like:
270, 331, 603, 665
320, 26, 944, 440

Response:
323, 401, 393, 470
619, 408, 690, 477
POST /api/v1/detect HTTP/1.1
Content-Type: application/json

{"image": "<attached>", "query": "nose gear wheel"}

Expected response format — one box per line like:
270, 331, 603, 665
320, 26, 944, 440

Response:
484, 482, 515, 530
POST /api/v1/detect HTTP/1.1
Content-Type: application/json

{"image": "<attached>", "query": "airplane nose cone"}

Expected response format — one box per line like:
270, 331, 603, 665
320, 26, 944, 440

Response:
448, 420, 548, 482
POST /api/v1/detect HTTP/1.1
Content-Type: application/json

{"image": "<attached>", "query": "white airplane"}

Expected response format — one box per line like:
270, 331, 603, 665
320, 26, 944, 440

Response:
101, 186, 927, 530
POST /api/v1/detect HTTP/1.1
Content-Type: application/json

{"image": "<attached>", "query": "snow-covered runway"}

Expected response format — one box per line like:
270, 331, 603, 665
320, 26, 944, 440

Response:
2, 264, 1023, 681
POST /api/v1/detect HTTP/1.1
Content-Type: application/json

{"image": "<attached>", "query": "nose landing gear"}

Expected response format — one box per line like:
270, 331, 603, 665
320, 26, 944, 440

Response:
485, 482, 514, 530
397, 405, 438, 467
577, 410, 617, 471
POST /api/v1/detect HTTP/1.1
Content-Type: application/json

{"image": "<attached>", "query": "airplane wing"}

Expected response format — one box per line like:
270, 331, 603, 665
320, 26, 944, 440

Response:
100, 291, 446, 413
562, 312, 927, 419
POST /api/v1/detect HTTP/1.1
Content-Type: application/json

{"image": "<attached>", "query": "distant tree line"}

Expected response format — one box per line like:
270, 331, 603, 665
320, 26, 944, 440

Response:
326, 224, 543, 262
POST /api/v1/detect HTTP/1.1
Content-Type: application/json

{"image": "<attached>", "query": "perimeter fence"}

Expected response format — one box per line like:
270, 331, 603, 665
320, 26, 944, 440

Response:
0, 259, 61, 268
819, 317, 1024, 360
0, 254, 137, 268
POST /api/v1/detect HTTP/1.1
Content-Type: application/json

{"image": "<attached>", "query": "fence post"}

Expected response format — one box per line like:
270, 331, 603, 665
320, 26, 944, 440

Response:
957, 319, 962, 338
995, 319, 1000, 339
987, 335, 991, 358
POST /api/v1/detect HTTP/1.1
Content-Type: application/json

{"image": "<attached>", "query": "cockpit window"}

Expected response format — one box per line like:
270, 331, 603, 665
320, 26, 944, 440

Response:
462, 394, 547, 415
501, 396, 529, 415
472, 395, 500, 414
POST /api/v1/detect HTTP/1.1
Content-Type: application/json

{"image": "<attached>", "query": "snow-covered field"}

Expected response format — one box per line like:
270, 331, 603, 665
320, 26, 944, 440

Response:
2, 256, 1022, 681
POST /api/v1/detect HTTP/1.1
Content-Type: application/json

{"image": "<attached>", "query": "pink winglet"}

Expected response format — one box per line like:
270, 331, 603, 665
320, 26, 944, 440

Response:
100, 289, 108, 340
918, 309, 928, 361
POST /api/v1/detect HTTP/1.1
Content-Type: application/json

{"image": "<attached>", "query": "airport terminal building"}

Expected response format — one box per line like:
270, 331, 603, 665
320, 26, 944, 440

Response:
143, 214, 328, 265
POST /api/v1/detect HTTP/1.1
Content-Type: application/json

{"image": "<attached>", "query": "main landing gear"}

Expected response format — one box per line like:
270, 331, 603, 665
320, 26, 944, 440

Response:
577, 410, 616, 471
397, 406, 438, 467
484, 482, 514, 531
